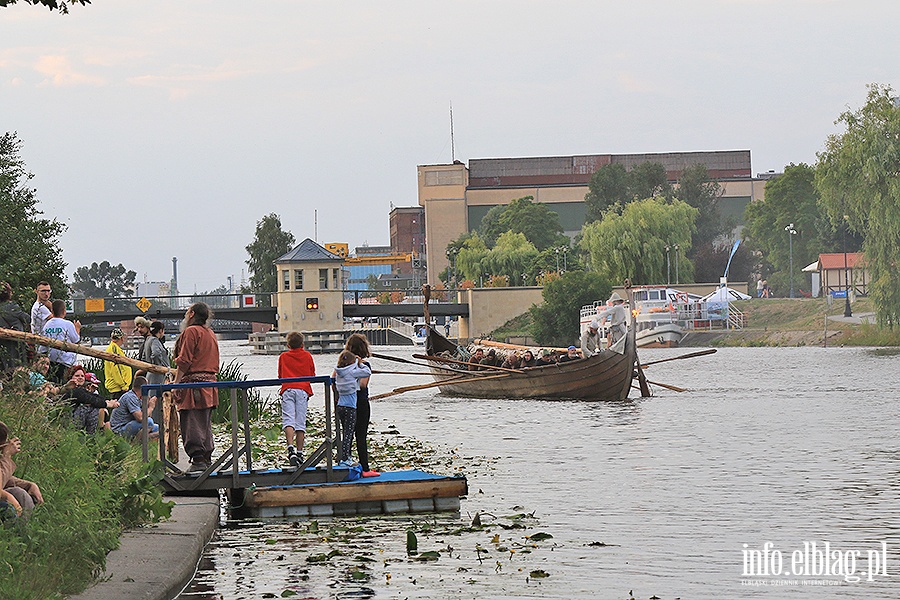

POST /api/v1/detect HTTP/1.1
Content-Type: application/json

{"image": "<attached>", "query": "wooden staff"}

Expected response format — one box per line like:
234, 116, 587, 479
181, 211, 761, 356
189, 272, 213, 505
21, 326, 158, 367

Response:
412, 353, 526, 374
371, 372, 512, 400
372, 370, 435, 376
371, 352, 463, 374
640, 348, 717, 368
645, 379, 687, 393
473, 339, 570, 353
0, 327, 173, 375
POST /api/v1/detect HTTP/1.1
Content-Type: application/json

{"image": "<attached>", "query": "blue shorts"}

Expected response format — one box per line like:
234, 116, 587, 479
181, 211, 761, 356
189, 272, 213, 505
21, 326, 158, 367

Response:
281, 389, 309, 431
121, 418, 159, 439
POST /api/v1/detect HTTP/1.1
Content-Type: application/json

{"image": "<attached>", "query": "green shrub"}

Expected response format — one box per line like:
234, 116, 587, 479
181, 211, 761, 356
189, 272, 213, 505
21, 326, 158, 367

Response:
0, 382, 172, 599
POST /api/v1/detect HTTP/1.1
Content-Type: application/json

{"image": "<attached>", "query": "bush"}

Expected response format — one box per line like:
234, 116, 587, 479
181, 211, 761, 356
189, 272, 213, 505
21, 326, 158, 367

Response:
0, 380, 172, 599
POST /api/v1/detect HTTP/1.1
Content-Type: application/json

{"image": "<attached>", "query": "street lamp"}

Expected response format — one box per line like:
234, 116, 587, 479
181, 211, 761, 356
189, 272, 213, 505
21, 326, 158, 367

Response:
446, 247, 459, 289
554, 247, 561, 274
842, 215, 852, 317
785, 223, 797, 298
664, 245, 671, 285
673, 244, 680, 285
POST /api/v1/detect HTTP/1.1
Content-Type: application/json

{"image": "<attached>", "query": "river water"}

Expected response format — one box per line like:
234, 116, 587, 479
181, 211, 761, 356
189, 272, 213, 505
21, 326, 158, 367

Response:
178, 342, 900, 599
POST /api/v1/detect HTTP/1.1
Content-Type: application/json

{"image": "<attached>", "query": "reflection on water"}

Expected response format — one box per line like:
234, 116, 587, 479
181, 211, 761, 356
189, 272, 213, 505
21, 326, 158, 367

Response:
178, 343, 900, 599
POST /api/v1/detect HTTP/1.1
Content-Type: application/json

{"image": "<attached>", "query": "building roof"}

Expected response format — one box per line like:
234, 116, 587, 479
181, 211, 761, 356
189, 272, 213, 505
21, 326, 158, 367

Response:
817, 252, 865, 270
275, 238, 343, 263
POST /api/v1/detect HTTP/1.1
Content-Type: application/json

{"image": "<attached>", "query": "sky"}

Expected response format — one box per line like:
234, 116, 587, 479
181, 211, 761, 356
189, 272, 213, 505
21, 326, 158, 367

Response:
1, 1, 898, 294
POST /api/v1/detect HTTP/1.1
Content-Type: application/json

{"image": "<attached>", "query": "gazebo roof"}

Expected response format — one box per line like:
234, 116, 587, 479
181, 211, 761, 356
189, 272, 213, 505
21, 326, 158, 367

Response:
275, 238, 343, 263
817, 252, 865, 270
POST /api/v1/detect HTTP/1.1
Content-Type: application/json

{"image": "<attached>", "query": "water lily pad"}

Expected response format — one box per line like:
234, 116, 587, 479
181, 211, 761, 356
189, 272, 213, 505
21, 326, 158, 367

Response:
414, 551, 441, 561
527, 532, 553, 542
529, 569, 550, 578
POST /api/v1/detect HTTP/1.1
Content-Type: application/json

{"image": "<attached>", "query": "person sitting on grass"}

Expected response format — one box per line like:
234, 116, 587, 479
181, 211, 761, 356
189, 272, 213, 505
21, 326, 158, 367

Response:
59, 365, 120, 434
110, 375, 159, 440
0, 421, 44, 520
28, 355, 59, 396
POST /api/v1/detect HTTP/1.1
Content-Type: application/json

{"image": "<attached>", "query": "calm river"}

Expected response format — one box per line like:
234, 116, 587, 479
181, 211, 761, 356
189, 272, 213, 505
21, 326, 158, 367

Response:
178, 342, 900, 600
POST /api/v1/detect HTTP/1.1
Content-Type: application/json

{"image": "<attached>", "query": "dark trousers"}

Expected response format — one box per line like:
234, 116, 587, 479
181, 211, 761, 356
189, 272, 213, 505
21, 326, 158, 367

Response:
336, 405, 356, 463
179, 407, 214, 465
354, 387, 371, 471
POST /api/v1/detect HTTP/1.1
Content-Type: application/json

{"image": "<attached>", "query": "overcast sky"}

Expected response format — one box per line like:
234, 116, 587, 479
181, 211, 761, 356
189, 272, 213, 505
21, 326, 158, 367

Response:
1, 1, 897, 294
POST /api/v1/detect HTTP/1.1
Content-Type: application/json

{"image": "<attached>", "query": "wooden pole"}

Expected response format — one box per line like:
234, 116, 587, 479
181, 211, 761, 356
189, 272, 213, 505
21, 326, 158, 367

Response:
645, 379, 688, 393
412, 353, 526, 374
0, 327, 173, 375
371, 352, 463, 374
639, 348, 717, 368
370, 372, 512, 400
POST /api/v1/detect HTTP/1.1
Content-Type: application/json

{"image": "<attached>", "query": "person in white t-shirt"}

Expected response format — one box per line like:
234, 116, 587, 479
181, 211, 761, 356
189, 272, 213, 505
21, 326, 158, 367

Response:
42, 299, 81, 383
30, 281, 52, 336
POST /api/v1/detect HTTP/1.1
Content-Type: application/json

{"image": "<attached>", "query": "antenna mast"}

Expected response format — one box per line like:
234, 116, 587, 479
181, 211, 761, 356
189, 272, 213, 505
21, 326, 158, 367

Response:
314, 209, 318, 243
450, 101, 456, 162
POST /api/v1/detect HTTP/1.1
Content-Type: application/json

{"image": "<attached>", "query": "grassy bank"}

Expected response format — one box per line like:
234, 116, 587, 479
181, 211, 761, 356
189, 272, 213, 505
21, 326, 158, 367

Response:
0, 374, 171, 600
485, 296, 900, 347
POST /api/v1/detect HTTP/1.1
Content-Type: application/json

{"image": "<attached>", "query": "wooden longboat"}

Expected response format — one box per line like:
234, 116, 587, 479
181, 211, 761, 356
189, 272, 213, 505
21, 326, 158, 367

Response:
422, 327, 637, 400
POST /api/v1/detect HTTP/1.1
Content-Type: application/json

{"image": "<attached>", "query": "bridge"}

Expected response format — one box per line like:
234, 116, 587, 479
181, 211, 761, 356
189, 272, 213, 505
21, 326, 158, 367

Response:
71, 292, 469, 326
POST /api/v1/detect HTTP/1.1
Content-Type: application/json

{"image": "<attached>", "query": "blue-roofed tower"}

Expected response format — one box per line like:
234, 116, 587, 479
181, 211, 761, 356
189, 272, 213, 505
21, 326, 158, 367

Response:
274, 238, 345, 331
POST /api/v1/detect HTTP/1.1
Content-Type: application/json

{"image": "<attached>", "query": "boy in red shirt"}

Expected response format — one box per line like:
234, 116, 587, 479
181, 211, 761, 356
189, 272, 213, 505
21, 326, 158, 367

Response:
278, 332, 316, 467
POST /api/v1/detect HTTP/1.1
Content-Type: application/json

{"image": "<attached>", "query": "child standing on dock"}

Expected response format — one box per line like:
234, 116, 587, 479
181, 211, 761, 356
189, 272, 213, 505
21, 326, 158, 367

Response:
278, 332, 316, 467
331, 350, 371, 467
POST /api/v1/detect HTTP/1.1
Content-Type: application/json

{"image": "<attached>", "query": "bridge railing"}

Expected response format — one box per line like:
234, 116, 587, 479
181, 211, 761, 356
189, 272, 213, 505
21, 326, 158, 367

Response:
71, 293, 273, 316
343, 288, 461, 305
139, 375, 337, 493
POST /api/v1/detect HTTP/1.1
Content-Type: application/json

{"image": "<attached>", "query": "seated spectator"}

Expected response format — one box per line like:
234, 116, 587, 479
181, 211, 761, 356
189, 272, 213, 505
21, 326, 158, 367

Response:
501, 353, 521, 370
536, 349, 557, 366
557, 346, 582, 363
480, 348, 501, 368
520, 350, 536, 368
29, 355, 59, 396
110, 375, 159, 440
0, 421, 44, 519
468, 348, 485, 371
59, 365, 119, 434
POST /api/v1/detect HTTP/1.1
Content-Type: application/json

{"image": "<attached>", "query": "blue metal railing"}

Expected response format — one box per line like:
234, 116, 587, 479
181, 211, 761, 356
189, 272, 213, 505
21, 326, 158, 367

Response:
137, 376, 337, 491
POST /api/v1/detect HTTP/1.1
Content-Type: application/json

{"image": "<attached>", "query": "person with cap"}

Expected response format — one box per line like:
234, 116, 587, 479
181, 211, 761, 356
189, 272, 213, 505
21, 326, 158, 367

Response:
581, 320, 604, 358
536, 348, 557, 366
557, 345, 582, 363
596, 291, 629, 345
104, 328, 133, 400
480, 348, 501, 368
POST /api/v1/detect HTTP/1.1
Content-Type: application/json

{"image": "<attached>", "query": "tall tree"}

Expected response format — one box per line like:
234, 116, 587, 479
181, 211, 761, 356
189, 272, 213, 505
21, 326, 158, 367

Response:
816, 83, 900, 327
478, 196, 567, 250
584, 163, 629, 222
530, 271, 612, 347
676, 164, 726, 260
628, 161, 672, 203
580, 197, 697, 285
482, 231, 539, 285
0, 132, 68, 302
71, 261, 137, 297
744, 163, 833, 296
245, 213, 295, 293
454, 233, 489, 284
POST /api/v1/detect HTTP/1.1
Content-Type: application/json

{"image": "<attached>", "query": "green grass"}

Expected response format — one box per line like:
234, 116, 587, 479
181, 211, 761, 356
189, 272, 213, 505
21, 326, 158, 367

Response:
0, 374, 171, 600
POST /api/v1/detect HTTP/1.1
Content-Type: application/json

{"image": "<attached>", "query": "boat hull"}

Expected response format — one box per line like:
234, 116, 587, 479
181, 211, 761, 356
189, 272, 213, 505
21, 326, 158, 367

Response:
635, 323, 683, 348
423, 328, 636, 400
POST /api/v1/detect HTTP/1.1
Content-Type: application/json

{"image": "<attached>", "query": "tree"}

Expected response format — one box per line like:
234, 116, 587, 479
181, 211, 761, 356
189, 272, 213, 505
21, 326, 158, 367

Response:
584, 162, 673, 222
478, 196, 567, 250
580, 197, 697, 285
245, 213, 295, 293
530, 271, 612, 347
744, 163, 833, 295
584, 163, 629, 222
454, 233, 489, 284
816, 83, 900, 327
71, 261, 137, 298
481, 232, 539, 285
0, 132, 68, 303
676, 164, 726, 260
0, 0, 89, 12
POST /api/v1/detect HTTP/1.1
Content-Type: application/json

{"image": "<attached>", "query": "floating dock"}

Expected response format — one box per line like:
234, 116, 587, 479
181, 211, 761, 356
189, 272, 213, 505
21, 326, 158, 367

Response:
237, 469, 467, 518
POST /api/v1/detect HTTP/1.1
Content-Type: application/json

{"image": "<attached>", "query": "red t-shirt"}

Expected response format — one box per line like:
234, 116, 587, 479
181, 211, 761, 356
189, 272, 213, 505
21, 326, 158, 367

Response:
278, 347, 315, 396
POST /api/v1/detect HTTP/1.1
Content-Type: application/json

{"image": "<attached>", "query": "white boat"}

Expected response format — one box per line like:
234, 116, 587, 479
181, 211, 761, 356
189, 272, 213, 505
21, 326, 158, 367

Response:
580, 286, 702, 349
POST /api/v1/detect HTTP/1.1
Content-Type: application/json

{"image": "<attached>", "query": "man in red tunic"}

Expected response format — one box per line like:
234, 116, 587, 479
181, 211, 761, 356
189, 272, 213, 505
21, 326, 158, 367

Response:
173, 302, 220, 473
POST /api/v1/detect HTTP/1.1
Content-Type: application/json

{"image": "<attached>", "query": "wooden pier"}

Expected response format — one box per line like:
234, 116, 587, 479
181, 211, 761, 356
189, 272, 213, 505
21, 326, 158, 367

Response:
237, 469, 467, 518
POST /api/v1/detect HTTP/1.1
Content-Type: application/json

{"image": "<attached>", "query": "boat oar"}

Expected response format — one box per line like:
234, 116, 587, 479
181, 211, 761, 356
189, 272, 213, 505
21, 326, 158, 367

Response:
412, 353, 526, 374
371, 352, 462, 374
640, 348, 717, 368
473, 339, 570, 353
372, 370, 435, 376
0, 327, 172, 375
371, 372, 512, 400
645, 379, 688, 393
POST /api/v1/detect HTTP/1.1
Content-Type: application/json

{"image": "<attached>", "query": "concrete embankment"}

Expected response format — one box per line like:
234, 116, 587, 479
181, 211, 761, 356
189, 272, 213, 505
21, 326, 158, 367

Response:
69, 496, 219, 600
